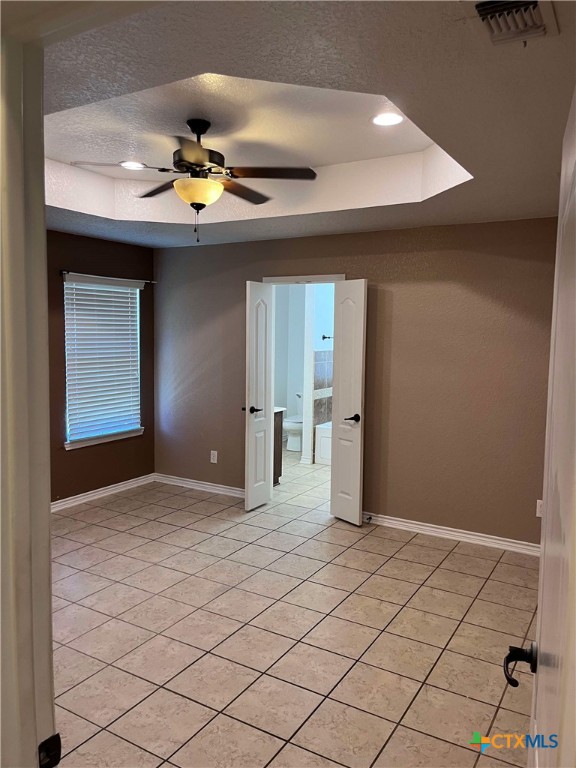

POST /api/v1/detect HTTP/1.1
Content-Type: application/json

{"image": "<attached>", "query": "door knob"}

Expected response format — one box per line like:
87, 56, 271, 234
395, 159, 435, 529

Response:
344, 414, 361, 423
503, 642, 538, 687
249, 406, 263, 414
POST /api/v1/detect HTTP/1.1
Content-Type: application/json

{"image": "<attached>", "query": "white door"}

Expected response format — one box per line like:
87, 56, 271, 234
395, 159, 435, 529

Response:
531, 89, 575, 768
245, 281, 275, 511
331, 279, 368, 525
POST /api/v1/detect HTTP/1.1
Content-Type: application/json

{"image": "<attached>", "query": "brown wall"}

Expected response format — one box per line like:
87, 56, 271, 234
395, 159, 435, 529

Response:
154, 218, 556, 543
48, 231, 154, 501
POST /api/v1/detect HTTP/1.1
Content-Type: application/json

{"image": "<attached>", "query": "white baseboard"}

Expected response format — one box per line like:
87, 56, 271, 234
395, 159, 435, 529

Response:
51, 472, 244, 513
152, 473, 244, 498
51, 474, 156, 512
364, 513, 540, 557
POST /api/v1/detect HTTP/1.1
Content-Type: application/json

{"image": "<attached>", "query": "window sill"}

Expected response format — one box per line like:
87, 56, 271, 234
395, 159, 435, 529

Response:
64, 427, 144, 451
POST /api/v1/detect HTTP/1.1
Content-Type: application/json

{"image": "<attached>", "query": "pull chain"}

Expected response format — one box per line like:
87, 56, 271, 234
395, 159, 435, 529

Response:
193, 209, 200, 243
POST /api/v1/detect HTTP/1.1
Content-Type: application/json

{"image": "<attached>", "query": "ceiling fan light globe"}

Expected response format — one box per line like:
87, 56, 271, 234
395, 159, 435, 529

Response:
119, 160, 147, 170
173, 177, 224, 207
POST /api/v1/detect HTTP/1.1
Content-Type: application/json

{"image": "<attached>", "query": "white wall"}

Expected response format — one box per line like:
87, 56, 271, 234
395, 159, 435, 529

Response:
274, 284, 305, 417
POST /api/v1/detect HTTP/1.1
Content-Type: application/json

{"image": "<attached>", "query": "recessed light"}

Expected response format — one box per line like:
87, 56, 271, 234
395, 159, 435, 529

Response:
372, 112, 404, 126
119, 161, 147, 170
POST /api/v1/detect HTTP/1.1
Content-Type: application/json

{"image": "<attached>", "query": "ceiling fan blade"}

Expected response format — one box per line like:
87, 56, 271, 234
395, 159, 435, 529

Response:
139, 181, 175, 198
176, 136, 209, 165
221, 179, 270, 205
227, 167, 316, 180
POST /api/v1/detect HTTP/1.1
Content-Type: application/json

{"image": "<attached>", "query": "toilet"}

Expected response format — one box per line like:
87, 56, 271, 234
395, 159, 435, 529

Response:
284, 392, 303, 452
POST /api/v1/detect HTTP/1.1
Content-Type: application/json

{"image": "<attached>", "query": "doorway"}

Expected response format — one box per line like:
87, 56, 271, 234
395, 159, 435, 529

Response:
245, 276, 367, 526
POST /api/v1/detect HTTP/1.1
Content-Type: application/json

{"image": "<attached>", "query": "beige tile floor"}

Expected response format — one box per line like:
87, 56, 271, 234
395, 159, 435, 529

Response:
52, 452, 538, 768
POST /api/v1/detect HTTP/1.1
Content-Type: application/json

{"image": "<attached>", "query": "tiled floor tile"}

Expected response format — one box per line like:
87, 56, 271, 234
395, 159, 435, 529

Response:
156, 511, 207, 527
374, 725, 477, 767
268, 744, 341, 767
393, 544, 448, 567
315, 528, 365, 547
53, 647, 105, 696
63, 524, 118, 545
131, 489, 174, 504
163, 609, 243, 651
189, 501, 232, 517
214, 625, 294, 671
304, 615, 379, 658
244, 512, 289, 530
53, 604, 109, 644
356, 574, 419, 605
88, 554, 150, 580
59, 730, 160, 767
52, 563, 79, 582
228, 544, 283, 568
270, 642, 353, 694
310, 563, 369, 591
256, 531, 308, 552
52, 597, 71, 612
293, 698, 394, 768
130, 520, 181, 540
428, 649, 505, 704
490, 562, 539, 590
190, 517, 237, 535
447, 622, 524, 666
56, 546, 115, 569
501, 671, 533, 715
407, 586, 473, 619
298, 510, 336, 526
332, 594, 400, 630
376, 558, 435, 584
225, 675, 322, 739
114, 635, 204, 685
56, 705, 100, 756
266, 553, 325, 579
500, 551, 540, 570
424, 568, 485, 597
120, 595, 195, 631
171, 714, 282, 768
452, 541, 505, 561
131, 503, 179, 520
110, 688, 215, 759
100, 513, 150, 532
158, 495, 201, 511
220, 523, 269, 543
96, 532, 151, 554
331, 662, 419, 721
370, 525, 414, 542
332, 548, 388, 573
441, 552, 496, 578
51, 517, 88, 537
161, 575, 229, 607
279, 520, 326, 538
98, 497, 146, 514
251, 601, 324, 639
291, 540, 347, 563
361, 631, 441, 681
402, 685, 495, 747
159, 529, 212, 548
478, 579, 538, 612
122, 565, 189, 593
352, 536, 404, 557
386, 607, 458, 647
52, 537, 85, 558
167, 653, 259, 709
53, 572, 113, 601
124, 541, 184, 563
193, 535, 247, 557
465, 599, 532, 636
197, 559, 259, 586
489, 709, 531, 767
56, 666, 156, 726
68, 618, 154, 662
80, 583, 150, 616
283, 581, 348, 613
239, 569, 301, 599
408, 533, 456, 551
204, 588, 274, 622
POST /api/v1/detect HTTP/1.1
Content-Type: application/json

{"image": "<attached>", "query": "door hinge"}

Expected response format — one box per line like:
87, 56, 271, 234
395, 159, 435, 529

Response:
38, 733, 61, 768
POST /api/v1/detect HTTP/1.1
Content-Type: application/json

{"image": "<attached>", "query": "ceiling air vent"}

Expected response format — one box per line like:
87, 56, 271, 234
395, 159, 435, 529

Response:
475, 1, 559, 44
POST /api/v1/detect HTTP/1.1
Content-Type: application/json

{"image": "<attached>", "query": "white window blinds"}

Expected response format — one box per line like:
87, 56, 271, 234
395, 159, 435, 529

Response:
63, 273, 145, 448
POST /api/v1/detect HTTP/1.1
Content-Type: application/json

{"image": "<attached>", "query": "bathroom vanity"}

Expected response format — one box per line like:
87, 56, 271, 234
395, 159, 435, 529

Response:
273, 407, 286, 485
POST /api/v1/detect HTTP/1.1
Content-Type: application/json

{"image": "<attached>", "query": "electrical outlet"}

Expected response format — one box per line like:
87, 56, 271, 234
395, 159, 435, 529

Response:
210, 450, 218, 464
536, 499, 543, 518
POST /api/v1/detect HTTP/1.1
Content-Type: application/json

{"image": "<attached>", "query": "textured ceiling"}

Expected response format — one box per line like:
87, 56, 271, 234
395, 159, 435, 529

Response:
43, 1, 576, 247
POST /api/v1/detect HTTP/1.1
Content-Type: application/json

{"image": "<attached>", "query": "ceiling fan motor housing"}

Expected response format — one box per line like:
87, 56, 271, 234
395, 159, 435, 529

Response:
172, 147, 226, 173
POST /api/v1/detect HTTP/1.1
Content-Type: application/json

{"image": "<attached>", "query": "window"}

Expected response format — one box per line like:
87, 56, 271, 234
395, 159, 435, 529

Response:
63, 273, 145, 449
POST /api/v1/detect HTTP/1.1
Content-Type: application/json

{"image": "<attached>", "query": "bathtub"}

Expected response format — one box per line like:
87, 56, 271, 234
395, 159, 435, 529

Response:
314, 421, 332, 465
